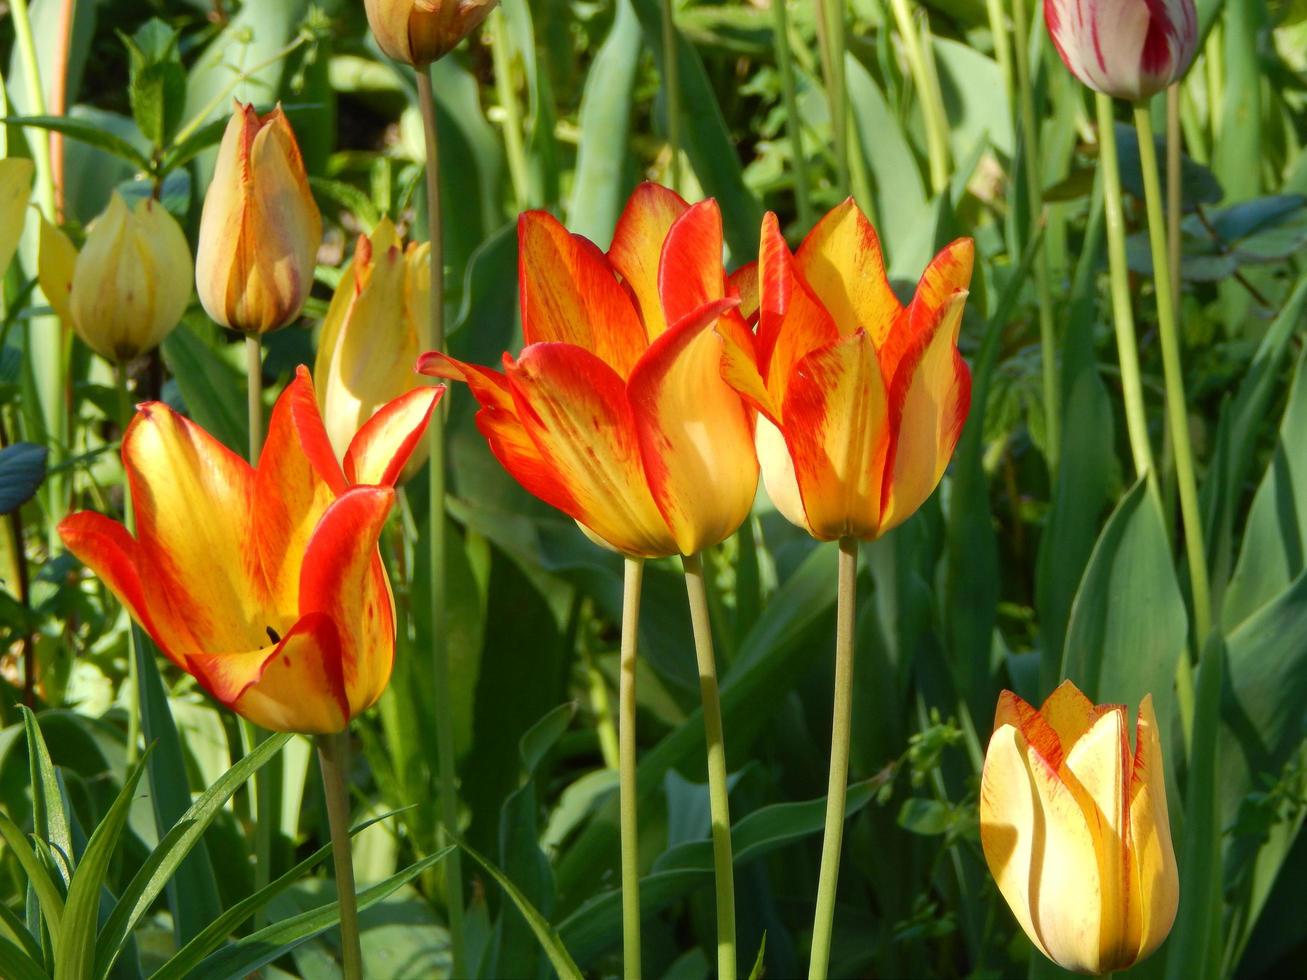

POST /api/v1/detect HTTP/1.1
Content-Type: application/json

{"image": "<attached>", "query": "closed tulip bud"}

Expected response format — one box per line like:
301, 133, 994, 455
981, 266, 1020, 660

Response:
196, 102, 323, 334
980, 682, 1179, 975
364, 0, 498, 67
315, 218, 432, 480
38, 193, 192, 363
1045, 0, 1197, 102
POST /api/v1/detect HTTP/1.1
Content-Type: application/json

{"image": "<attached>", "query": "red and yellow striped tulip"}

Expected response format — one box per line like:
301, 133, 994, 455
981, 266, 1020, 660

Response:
195, 103, 323, 334
718, 199, 974, 541
1045, 0, 1197, 102
364, 0, 498, 67
58, 368, 441, 734
980, 682, 1179, 974
419, 183, 759, 557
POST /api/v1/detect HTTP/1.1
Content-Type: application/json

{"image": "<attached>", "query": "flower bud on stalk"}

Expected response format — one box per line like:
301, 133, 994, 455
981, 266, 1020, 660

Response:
1044, 0, 1198, 102
364, 0, 499, 67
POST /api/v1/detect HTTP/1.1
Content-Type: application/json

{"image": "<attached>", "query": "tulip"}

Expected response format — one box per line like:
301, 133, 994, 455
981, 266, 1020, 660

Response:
58, 368, 442, 733
38, 192, 192, 363
717, 199, 973, 541
980, 681, 1179, 974
364, 0, 498, 67
315, 218, 432, 479
0, 158, 33, 276
195, 102, 323, 334
1045, 0, 1197, 102
419, 182, 759, 558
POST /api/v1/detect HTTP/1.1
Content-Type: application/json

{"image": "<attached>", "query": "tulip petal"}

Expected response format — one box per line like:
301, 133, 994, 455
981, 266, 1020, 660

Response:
124, 403, 266, 654
729, 261, 759, 323
300, 487, 397, 718
0, 158, 33, 276
344, 385, 442, 486
794, 198, 901, 344
755, 416, 813, 535
518, 211, 647, 377
780, 331, 889, 540
37, 216, 77, 328
607, 182, 689, 338
1128, 695, 1179, 964
658, 200, 726, 328
879, 238, 975, 383
507, 343, 676, 557
717, 308, 778, 422
879, 291, 970, 533
628, 298, 758, 555
1039, 678, 1098, 754
188, 613, 349, 734
418, 351, 513, 412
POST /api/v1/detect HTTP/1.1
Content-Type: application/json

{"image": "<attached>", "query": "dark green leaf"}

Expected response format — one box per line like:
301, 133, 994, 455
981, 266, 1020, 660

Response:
1, 116, 151, 170
0, 443, 48, 515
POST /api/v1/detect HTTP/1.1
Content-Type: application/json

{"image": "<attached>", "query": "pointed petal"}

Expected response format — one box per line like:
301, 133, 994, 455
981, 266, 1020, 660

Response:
879, 237, 975, 382
794, 199, 901, 344
188, 613, 349, 734
717, 307, 778, 422
879, 291, 971, 533
728, 261, 759, 323
1128, 695, 1179, 965
994, 689, 1065, 770
518, 210, 647, 377
756, 416, 813, 535
607, 182, 689, 338
38, 216, 77, 327
1039, 679, 1098, 753
779, 332, 889, 540
628, 298, 758, 554
657, 200, 726, 328
344, 385, 442, 486
299, 487, 397, 718
418, 351, 513, 412
507, 344, 676, 557
0, 158, 33, 276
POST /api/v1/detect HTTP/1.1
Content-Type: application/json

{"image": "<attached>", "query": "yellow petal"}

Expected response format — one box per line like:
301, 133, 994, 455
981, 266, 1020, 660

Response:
0, 158, 34, 276
1040, 679, 1097, 754
794, 198, 901, 343
1127, 695, 1179, 965
755, 416, 812, 535
37, 215, 77, 328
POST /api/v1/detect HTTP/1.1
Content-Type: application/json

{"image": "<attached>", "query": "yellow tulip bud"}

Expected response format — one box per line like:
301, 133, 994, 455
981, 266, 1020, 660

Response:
38, 193, 192, 363
315, 218, 432, 481
364, 0, 498, 67
0, 158, 34, 276
980, 682, 1179, 975
195, 102, 323, 334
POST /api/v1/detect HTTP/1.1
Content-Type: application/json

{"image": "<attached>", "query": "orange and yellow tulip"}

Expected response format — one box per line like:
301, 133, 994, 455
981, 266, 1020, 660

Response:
719, 200, 974, 541
58, 368, 441, 734
364, 0, 498, 67
980, 682, 1178, 974
419, 183, 759, 557
315, 218, 432, 479
39, 192, 192, 363
195, 102, 323, 334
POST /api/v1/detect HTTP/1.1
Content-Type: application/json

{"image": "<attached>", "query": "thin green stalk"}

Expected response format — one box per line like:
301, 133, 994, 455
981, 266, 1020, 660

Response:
1133, 104, 1212, 646
888, 0, 950, 194
619, 557, 645, 978
489, 8, 530, 208
116, 366, 141, 765
245, 336, 263, 460
317, 731, 363, 980
681, 552, 735, 980
771, 0, 813, 228
1011, 0, 1060, 468
661, 0, 682, 191
984, 0, 1013, 106
807, 537, 857, 979
9, 0, 55, 219
1166, 86, 1182, 314
417, 66, 466, 979
813, 0, 848, 197
1096, 94, 1154, 479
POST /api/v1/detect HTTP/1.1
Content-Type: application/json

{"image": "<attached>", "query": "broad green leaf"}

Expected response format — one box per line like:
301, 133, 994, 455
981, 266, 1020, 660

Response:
160, 318, 247, 454
0, 443, 48, 515
0, 936, 46, 980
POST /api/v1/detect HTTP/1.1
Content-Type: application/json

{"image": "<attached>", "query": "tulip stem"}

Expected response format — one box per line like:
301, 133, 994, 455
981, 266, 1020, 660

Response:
489, 7, 530, 209
115, 365, 141, 765
417, 66, 466, 980
771, 0, 813, 228
813, 0, 849, 197
1095, 94, 1153, 479
1133, 105, 1212, 647
660, 0, 682, 191
681, 552, 736, 980
245, 336, 263, 460
808, 536, 857, 979
619, 556, 644, 978
317, 731, 364, 980
888, 0, 950, 195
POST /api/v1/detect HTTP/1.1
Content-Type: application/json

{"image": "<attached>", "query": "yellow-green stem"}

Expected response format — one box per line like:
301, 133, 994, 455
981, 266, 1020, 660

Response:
888, 0, 950, 194
1011, 0, 1060, 468
317, 731, 363, 980
1095, 94, 1154, 479
807, 537, 857, 979
116, 365, 141, 765
984, 0, 1013, 106
1166, 86, 1182, 314
9, 0, 55, 219
245, 336, 263, 460
813, 0, 849, 197
682, 552, 735, 980
771, 0, 813, 228
417, 66, 466, 979
490, 8, 530, 208
1133, 105, 1212, 646
661, 0, 682, 191
619, 557, 645, 978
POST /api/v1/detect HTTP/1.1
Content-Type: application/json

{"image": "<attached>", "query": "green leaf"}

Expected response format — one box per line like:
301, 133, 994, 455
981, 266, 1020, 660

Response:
19, 709, 71, 890
0, 900, 42, 965
0, 116, 151, 170
0, 812, 65, 936
896, 798, 951, 836
0, 936, 46, 980
0, 443, 48, 515
121, 19, 185, 147
519, 702, 576, 776
308, 177, 380, 233
160, 319, 247, 454
53, 749, 150, 980
747, 932, 766, 980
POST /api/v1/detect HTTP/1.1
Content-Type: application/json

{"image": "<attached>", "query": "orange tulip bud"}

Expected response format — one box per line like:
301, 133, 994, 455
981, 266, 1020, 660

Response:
59, 368, 442, 734
718, 199, 973, 540
364, 0, 498, 67
195, 103, 323, 334
420, 183, 759, 558
980, 682, 1179, 974
315, 219, 432, 481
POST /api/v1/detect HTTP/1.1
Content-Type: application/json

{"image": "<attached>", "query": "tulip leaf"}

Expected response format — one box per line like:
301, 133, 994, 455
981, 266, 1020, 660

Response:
20, 708, 72, 889
160, 318, 247, 454
1113, 121, 1224, 211
0, 810, 64, 936
0, 115, 152, 170
0, 443, 48, 515
0, 937, 45, 980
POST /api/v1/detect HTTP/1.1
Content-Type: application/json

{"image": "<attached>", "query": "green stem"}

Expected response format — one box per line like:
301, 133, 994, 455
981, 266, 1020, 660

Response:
1166, 86, 1182, 315
682, 552, 735, 980
1133, 104, 1212, 646
9, 0, 55, 219
813, 0, 848, 197
984, 0, 1013, 107
245, 336, 263, 461
807, 537, 857, 979
317, 731, 364, 980
771, 0, 813, 228
1095, 94, 1154, 479
619, 557, 644, 978
417, 66, 466, 979
660, 0, 682, 191
489, 8, 530, 208
1011, 0, 1060, 469
888, 0, 950, 194
116, 365, 141, 766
